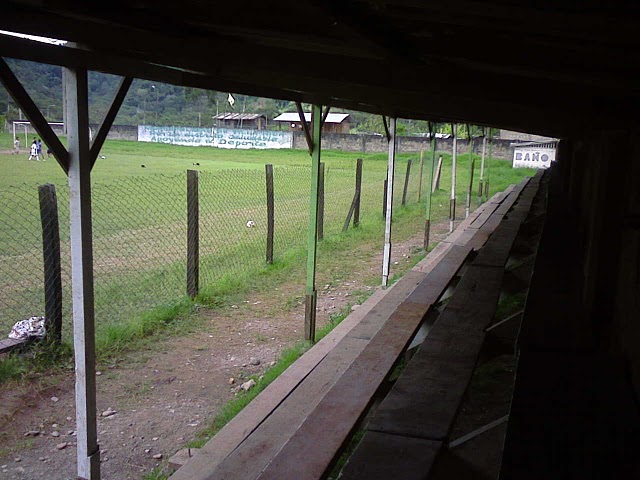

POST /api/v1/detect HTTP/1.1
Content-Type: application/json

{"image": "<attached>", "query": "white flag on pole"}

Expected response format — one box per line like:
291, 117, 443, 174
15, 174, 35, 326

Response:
228, 93, 235, 107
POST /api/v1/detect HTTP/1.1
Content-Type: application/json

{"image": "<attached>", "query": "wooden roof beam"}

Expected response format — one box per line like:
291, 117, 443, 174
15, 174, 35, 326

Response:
0, 57, 69, 173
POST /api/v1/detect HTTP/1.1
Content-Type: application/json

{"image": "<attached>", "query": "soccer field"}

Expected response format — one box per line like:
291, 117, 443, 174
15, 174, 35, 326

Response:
0, 131, 535, 347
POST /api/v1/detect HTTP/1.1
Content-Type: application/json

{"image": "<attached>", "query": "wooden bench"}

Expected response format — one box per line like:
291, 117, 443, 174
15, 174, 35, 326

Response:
340, 172, 543, 479
0, 337, 28, 355
171, 179, 538, 480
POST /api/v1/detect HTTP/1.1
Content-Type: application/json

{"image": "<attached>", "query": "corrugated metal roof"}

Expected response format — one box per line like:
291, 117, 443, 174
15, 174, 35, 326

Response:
213, 113, 265, 120
273, 112, 350, 124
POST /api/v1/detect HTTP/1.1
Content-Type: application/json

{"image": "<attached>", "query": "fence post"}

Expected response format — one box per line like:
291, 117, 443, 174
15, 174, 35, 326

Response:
353, 158, 363, 227
402, 159, 412, 206
433, 155, 443, 192
39, 184, 63, 344
383, 179, 388, 219
417, 150, 424, 202
187, 170, 199, 298
265, 164, 274, 263
317, 162, 325, 240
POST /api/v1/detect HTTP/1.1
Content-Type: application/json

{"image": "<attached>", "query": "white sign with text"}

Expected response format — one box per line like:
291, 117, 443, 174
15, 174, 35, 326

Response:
512, 147, 555, 169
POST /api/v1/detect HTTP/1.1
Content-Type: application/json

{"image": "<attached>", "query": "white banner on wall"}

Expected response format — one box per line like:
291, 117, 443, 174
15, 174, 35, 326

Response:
213, 128, 292, 149
512, 147, 556, 169
138, 125, 292, 149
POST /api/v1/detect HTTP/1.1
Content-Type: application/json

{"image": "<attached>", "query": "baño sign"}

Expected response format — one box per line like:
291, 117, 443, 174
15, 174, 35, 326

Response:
512, 147, 555, 169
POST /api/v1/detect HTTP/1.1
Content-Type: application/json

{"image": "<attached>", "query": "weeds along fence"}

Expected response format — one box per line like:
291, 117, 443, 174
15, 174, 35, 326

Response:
0, 159, 424, 344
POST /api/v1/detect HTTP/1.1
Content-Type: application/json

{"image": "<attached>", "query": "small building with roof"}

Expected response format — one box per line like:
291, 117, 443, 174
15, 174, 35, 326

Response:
213, 113, 266, 130
273, 112, 351, 134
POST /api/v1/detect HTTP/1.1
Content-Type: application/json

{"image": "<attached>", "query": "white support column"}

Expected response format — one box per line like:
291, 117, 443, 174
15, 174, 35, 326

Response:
66, 67, 100, 480
382, 117, 397, 287
450, 123, 458, 233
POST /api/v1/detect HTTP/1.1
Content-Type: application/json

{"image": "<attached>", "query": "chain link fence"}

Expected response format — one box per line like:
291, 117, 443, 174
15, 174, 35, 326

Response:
0, 158, 427, 343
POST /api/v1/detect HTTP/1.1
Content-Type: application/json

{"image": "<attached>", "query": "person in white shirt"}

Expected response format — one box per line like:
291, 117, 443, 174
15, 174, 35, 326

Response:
13, 137, 20, 155
28, 140, 40, 161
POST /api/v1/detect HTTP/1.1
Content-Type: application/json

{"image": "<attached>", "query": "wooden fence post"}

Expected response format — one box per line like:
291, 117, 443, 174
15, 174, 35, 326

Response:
39, 184, 62, 344
317, 162, 325, 240
187, 170, 199, 298
265, 164, 274, 263
343, 158, 364, 232
418, 150, 424, 202
402, 159, 412, 206
433, 155, 443, 192
354, 158, 363, 227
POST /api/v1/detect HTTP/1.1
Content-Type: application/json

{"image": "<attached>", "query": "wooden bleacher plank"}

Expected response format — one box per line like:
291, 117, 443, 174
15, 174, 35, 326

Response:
494, 179, 530, 216
0, 338, 26, 354
343, 178, 544, 479
367, 326, 485, 442
253, 246, 472, 479
205, 335, 373, 480
257, 302, 437, 480
472, 220, 523, 268
340, 432, 442, 480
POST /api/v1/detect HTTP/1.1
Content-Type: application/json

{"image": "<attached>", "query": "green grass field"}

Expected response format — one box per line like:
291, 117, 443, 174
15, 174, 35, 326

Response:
0, 131, 535, 352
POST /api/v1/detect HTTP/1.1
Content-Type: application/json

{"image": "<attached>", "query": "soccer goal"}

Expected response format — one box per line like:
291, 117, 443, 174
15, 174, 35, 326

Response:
12, 121, 65, 149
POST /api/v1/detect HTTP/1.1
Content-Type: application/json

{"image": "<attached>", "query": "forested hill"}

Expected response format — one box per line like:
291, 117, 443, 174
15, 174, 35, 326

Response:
0, 59, 442, 135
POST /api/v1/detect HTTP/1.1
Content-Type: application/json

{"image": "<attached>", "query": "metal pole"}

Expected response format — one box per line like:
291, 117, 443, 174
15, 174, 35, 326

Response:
450, 123, 457, 233
304, 104, 322, 342
66, 67, 100, 480
424, 129, 437, 249
479, 131, 487, 199
465, 133, 474, 218
485, 130, 493, 197
382, 117, 396, 287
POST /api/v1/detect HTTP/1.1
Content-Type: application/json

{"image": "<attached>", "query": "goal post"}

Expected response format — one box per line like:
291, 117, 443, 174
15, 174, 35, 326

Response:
12, 121, 65, 149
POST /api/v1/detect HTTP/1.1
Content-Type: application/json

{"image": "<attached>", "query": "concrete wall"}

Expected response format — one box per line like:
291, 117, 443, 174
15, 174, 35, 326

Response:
293, 132, 514, 159
7, 121, 138, 141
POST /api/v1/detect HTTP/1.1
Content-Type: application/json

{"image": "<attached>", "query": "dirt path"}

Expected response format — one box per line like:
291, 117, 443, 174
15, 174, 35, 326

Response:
0, 222, 450, 480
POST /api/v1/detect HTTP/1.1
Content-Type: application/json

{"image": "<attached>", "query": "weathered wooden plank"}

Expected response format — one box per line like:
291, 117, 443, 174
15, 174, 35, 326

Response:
439, 265, 505, 332
494, 178, 530, 215
468, 198, 503, 230
367, 326, 486, 442
403, 246, 472, 306
258, 301, 440, 480
339, 432, 442, 480
187, 169, 199, 298
265, 164, 274, 263
254, 247, 473, 480
472, 220, 523, 268
0, 338, 27, 354
209, 337, 378, 480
